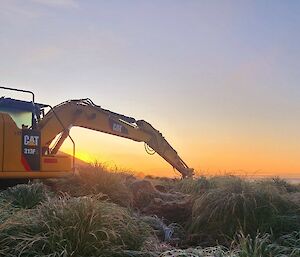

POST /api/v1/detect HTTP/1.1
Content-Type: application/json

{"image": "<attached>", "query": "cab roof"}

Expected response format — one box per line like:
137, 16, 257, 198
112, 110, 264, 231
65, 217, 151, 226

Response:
0, 97, 46, 113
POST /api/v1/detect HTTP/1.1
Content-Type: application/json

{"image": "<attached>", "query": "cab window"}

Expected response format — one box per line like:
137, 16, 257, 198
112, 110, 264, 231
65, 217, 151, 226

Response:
0, 107, 32, 128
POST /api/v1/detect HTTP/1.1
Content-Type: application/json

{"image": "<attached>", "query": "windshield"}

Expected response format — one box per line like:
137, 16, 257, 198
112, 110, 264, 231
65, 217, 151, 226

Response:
0, 107, 32, 128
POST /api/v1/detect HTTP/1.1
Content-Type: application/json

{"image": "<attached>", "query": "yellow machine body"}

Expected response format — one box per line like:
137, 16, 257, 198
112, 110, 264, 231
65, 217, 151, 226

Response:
0, 112, 72, 179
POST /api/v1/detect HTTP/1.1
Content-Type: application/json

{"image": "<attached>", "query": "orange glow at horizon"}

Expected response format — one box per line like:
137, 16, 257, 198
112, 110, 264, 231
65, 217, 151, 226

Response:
60, 127, 300, 179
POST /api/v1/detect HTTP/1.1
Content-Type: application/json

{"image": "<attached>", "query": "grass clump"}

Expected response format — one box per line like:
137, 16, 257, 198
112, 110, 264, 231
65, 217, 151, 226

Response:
49, 163, 133, 206
208, 175, 245, 189
0, 200, 16, 224
0, 182, 50, 209
276, 231, 300, 256
173, 175, 247, 195
158, 231, 300, 257
255, 177, 300, 193
0, 196, 152, 257
174, 176, 210, 195
233, 232, 280, 257
233, 231, 300, 257
189, 177, 300, 244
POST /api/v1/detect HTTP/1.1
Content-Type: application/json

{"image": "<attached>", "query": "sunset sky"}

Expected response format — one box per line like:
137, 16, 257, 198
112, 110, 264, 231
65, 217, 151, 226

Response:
1, 0, 300, 177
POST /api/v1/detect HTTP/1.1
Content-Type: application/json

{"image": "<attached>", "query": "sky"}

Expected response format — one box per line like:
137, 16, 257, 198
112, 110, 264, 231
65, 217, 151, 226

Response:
1, 0, 300, 178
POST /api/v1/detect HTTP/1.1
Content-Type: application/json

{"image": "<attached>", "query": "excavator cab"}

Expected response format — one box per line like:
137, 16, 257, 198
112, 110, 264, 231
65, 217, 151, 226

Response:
0, 87, 73, 179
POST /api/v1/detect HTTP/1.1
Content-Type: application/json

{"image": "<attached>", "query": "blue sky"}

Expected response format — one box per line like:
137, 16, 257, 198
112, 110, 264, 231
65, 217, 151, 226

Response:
1, 0, 300, 177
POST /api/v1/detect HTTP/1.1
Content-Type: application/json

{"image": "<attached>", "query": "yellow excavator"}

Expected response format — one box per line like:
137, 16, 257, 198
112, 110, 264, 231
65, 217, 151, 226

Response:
0, 86, 194, 179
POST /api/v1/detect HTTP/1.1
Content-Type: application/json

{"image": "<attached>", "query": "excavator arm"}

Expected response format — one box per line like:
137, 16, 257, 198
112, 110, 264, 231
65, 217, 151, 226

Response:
37, 99, 194, 178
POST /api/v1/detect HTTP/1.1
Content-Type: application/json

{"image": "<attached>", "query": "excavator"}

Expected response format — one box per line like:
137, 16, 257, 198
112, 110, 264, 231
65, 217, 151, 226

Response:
0, 86, 194, 179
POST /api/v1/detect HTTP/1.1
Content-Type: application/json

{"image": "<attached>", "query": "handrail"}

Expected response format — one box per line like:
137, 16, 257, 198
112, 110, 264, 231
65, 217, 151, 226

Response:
0, 86, 35, 102
0, 86, 36, 127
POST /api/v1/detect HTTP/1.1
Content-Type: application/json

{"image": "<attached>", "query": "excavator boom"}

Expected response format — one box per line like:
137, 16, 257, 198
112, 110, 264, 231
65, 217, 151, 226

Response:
0, 87, 194, 179
38, 99, 194, 178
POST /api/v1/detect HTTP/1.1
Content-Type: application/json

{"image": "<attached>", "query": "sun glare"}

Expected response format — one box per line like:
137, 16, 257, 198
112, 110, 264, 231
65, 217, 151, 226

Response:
63, 149, 97, 164
75, 151, 95, 163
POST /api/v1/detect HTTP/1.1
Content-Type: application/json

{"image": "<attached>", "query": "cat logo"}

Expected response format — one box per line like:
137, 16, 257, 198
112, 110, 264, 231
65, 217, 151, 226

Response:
112, 123, 123, 133
109, 118, 128, 134
24, 135, 39, 147
22, 130, 41, 171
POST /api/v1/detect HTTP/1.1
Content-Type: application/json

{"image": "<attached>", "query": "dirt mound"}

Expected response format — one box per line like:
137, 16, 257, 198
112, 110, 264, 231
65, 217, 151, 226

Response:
129, 180, 193, 224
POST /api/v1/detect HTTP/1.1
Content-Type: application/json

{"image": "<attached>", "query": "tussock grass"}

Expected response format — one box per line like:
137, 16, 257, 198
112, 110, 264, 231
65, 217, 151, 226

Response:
1, 171, 299, 256
288, 192, 300, 206
276, 231, 300, 255
171, 175, 247, 196
208, 175, 245, 189
0, 196, 152, 257
254, 177, 300, 193
0, 200, 15, 224
189, 177, 300, 244
158, 231, 300, 257
174, 177, 210, 195
233, 231, 300, 257
233, 232, 280, 257
0, 182, 50, 209
49, 163, 133, 206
